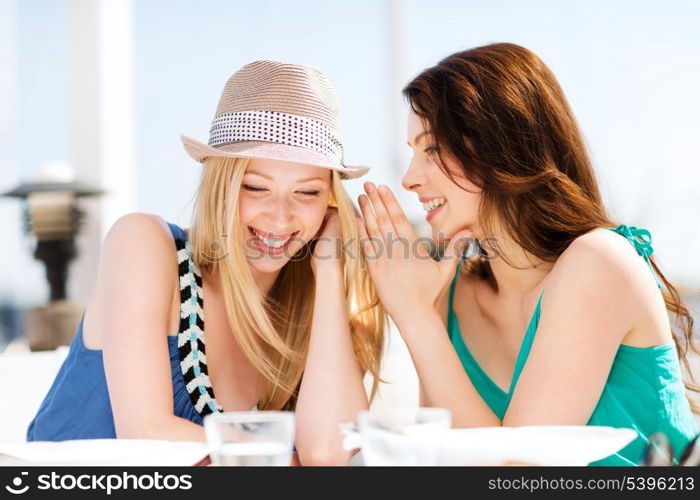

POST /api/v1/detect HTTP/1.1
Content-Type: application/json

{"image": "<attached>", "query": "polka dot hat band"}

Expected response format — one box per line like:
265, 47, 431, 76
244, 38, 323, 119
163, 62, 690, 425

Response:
181, 60, 369, 179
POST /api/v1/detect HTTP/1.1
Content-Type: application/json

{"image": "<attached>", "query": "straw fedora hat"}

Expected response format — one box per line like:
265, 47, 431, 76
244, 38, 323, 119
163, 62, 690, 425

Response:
181, 60, 368, 180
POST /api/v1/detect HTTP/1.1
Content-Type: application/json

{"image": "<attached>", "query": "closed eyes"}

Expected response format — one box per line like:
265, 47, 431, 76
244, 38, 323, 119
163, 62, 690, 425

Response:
242, 184, 320, 197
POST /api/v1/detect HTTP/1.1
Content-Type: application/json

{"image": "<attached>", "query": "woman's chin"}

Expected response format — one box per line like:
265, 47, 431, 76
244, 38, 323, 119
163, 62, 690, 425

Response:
246, 256, 290, 274
435, 222, 476, 242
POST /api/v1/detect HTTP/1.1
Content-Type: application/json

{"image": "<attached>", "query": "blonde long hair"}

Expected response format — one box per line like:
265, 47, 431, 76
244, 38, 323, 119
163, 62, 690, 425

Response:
189, 156, 386, 410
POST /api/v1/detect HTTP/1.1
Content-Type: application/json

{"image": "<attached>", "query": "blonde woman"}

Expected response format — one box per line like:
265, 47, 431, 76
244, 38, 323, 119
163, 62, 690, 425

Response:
27, 61, 385, 466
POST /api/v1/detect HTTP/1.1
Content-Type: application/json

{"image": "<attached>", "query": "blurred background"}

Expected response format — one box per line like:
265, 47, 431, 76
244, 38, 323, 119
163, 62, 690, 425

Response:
0, 0, 699, 424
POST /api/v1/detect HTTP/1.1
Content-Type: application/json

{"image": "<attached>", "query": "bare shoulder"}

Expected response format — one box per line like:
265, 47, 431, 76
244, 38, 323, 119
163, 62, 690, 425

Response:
97, 212, 178, 294
545, 227, 662, 320
83, 213, 178, 348
554, 228, 654, 283
103, 213, 174, 253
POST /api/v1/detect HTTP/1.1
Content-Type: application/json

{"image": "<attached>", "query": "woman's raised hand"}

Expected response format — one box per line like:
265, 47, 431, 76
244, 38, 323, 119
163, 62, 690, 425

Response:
357, 182, 472, 330
310, 207, 343, 274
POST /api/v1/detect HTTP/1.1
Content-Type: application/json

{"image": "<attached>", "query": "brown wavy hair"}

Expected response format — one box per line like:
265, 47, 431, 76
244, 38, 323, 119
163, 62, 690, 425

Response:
403, 42, 699, 413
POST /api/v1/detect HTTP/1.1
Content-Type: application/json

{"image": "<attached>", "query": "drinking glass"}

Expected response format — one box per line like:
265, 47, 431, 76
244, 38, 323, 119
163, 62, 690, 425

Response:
204, 411, 295, 466
357, 407, 451, 466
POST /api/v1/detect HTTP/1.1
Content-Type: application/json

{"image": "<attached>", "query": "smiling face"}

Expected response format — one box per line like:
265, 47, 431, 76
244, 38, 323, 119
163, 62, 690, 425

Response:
401, 109, 483, 244
238, 158, 331, 274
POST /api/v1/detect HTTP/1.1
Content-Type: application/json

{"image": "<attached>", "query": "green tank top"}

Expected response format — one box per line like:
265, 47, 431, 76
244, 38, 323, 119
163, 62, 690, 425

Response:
447, 224, 698, 465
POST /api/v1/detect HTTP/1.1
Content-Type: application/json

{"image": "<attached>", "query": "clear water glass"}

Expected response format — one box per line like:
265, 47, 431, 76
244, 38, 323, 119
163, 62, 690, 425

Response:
204, 411, 295, 466
357, 407, 451, 466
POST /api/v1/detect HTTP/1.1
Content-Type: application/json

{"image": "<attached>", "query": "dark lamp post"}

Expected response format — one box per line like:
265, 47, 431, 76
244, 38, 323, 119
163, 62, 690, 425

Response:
1, 163, 104, 350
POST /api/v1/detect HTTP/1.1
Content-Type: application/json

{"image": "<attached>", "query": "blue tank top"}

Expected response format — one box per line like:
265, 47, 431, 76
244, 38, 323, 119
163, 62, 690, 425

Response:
26, 222, 225, 441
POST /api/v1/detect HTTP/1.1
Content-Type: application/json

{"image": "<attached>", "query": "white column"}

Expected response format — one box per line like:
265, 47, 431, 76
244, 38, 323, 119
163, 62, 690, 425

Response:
0, 0, 31, 305
98, 0, 135, 232
0, 0, 18, 181
68, 0, 101, 306
68, 0, 134, 305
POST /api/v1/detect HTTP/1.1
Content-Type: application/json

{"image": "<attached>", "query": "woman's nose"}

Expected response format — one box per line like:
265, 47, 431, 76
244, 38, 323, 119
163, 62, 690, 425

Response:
401, 158, 426, 191
264, 197, 295, 230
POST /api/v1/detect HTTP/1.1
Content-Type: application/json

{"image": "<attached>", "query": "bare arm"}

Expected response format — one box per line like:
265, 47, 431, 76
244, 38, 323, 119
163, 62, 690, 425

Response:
417, 285, 452, 408
294, 264, 368, 465
358, 184, 651, 429
294, 208, 369, 465
501, 233, 650, 425
398, 233, 646, 427
357, 184, 496, 426
98, 213, 205, 440
400, 312, 500, 427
